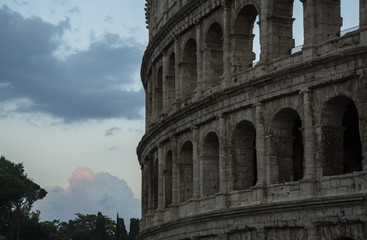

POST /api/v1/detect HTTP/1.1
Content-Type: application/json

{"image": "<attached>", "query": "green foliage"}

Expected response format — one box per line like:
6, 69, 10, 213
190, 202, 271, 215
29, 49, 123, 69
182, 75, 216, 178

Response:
115, 213, 128, 240
0, 155, 47, 240
128, 218, 140, 240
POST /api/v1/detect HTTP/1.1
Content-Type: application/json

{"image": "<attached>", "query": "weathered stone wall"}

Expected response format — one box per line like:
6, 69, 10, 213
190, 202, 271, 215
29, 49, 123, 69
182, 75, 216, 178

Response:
137, 0, 367, 239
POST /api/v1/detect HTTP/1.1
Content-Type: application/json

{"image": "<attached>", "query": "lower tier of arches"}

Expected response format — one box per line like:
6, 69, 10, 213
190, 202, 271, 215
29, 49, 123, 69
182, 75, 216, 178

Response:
137, 189, 367, 240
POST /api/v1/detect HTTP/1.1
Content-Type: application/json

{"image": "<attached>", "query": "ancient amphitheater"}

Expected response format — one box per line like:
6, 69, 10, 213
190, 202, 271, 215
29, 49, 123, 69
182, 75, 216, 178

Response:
136, 0, 367, 239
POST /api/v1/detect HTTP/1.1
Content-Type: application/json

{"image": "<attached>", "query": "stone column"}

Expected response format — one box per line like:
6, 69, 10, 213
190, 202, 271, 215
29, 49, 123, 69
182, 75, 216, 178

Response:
361, 0, 367, 27
259, 0, 269, 63
222, 3, 231, 86
219, 115, 228, 193
302, 89, 315, 179
302, 0, 317, 60
145, 81, 152, 131
146, 156, 153, 215
157, 145, 165, 210
192, 126, 201, 199
162, 51, 169, 114
255, 103, 266, 185
196, 21, 203, 98
171, 136, 179, 206
361, 100, 367, 171
140, 164, 147, 229
164, 0, 169, 21
151, 65, 157, 122
175, 37, 182, 107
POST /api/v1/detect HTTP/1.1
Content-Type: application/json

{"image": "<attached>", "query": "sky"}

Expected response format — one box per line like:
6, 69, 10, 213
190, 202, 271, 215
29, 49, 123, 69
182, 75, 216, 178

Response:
0, 0, 359, 224
0, 0, 147, 223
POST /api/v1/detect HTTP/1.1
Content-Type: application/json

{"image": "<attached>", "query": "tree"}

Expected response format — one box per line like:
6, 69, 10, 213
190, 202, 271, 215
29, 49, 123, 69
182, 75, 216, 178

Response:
94, 212, 107, 240
128, 218, 140, 240
67, 213, 115, 240
115, 213, 128, 240
0, 156, 47, 240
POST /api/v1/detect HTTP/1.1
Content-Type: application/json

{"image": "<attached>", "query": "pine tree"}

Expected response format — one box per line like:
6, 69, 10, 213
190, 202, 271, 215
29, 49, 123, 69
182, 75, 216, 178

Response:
115, 213, 128, 240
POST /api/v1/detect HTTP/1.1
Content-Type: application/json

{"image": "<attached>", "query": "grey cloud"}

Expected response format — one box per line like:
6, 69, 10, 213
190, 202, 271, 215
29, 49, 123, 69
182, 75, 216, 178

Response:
105, 15, 113, 24
106, 146, 118, 151
34, 167, 140, 224
105, 127, 121, 136
68, 6, 80, 14
13, 1, 29, 6
0, 6, 145, 122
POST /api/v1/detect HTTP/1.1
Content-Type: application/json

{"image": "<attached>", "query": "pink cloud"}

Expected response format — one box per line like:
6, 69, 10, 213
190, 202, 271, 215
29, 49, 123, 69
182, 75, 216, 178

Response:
69, 167, 100, 188
34, 167, 140, 224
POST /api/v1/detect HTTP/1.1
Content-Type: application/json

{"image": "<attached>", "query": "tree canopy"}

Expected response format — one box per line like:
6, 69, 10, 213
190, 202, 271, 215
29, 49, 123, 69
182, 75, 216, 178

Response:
0, 156, 140, 240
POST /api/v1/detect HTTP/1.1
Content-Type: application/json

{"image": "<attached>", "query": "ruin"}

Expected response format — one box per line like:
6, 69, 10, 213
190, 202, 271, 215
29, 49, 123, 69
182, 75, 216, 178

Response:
137, 0, 367, 239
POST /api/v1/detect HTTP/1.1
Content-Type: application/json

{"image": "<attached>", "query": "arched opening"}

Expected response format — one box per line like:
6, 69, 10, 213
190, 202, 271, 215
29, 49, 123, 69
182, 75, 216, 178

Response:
232, 5, 259, 71
165, 150, 173, 208
204, 22, 223, 86
201, 132, 220, 196
179, 141, 193, 203
292, 0, 304, 53
322, 96, 362, 176
231, 121, 257, 190
341, 0, 359, 34
270, 108, 304, 183
155, 67, 163, 119
182, 39, 197, 99
153, 158, 159, 210
167, 52, 176, 108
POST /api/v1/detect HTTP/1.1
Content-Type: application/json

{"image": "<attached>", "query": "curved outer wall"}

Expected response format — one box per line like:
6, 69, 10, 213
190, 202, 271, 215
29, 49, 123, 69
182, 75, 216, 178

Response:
138, 0, 367, 239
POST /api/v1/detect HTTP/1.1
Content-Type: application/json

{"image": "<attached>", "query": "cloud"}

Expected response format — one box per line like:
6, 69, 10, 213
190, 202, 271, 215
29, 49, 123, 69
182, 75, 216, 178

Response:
34, 167, 141, 224
0, 6, 145, 123
68, 6, 80, 14
106, 146, 118, 151
105, 127, 121, 136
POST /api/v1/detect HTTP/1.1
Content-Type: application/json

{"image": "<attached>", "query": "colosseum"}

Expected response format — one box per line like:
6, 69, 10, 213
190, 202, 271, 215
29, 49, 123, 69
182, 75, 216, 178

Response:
136, 0, 367, 239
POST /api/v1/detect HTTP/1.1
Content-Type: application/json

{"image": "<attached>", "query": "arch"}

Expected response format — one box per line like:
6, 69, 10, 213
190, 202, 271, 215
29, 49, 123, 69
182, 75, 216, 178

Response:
201, 132, 220, 196
232, 4, 259, 71
182, 39, 197, 99
270, 108, 304, 183
322, 96, 362, 176
179, 141, 193, 202
155, 66, 163, 118
341, 0, 359, 33
165, 150, 173, 208
167, 52, 176, 107
204, 22, 223, 86
231, 120, 257, 190
153, 158, 159, 210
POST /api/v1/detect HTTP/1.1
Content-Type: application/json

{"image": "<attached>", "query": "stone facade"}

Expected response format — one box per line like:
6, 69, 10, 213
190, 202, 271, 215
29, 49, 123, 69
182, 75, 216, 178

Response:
137, 0, 367, 239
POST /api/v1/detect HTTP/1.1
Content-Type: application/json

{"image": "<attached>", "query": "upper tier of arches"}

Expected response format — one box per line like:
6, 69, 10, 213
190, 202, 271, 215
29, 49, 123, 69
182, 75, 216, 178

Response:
143, 0, 365, 128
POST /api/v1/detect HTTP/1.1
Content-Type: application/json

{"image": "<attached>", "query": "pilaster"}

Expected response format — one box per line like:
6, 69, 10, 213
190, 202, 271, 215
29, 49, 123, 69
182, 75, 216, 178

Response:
192, 126, 201, 200
174, 37, 182, 108
301, 89, 315, 179
361, 0, 367, 27
219, 114, 228, 193
222, 4, 231, 87
162, 51, 169, 114
196, 22, 203, 99
255, 103, 266, 185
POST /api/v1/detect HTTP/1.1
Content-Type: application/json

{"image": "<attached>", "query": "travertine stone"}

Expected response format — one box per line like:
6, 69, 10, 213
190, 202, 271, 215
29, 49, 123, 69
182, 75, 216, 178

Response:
137, 1, 367, 239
